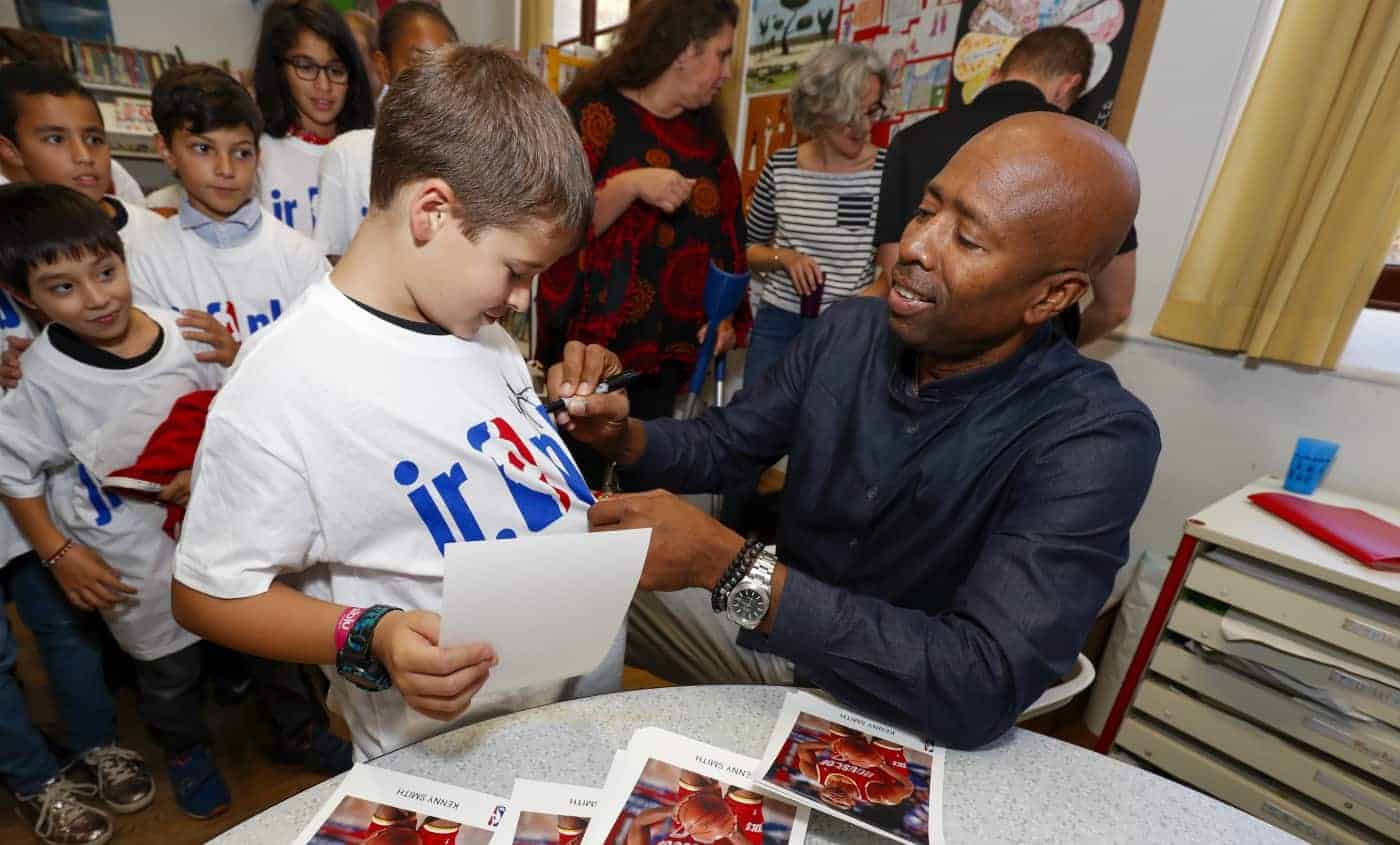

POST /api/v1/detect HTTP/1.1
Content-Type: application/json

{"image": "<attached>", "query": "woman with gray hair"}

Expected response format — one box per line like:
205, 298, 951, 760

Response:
743, 42, 887, 385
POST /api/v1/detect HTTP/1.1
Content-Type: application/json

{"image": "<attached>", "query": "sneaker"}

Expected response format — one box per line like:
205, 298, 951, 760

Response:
14, 776, 113, 845
166, 745, 230, 819
67, 744, 155, 814
273, 723, 352, 775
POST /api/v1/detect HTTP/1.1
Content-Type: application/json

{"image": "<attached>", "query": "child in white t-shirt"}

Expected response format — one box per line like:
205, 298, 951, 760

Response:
173, 46, 615, 761
313, 1, 458, 259
0, 184, 229, 819
129, 64, 330, 366
0, 62, 164, 254
250, 0, 375, 236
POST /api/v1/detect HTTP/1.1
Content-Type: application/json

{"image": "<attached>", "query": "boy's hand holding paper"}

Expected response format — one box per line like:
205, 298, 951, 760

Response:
375, 609, 498, 721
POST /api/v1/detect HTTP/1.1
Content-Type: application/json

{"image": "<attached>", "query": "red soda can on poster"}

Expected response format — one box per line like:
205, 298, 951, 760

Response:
724, 789, 766, 845
556, 816, 589, 845
418, 817, 461, 845
366, 805, 417, 835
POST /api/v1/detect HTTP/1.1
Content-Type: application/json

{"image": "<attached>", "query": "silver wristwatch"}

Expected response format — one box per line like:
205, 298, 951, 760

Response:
725, 550, 777, 629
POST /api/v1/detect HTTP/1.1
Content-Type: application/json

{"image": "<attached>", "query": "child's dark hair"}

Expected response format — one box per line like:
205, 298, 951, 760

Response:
0, 184, 123, 297
253, 0, 376, 138
0, 61, 99, 142
153, 63, 264, 143
372, 45, 593, 245
378, 1, 459, 54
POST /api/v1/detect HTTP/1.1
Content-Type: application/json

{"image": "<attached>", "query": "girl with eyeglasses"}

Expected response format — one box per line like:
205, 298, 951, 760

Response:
252, 0, 375, 236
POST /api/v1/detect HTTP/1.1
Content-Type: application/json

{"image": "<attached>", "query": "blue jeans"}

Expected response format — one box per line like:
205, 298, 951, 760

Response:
1, 552, 116, 795
742, 304, 809, 392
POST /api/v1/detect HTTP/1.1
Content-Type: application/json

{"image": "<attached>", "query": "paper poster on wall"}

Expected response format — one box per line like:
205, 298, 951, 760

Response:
746, 0, 842, 95
948, 0, 1140, 127
836, 0, 964, 144
739, 92, 801, 208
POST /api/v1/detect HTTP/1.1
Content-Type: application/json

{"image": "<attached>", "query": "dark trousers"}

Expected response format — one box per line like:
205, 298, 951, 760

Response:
246, 656, 326, 747
134, 643, 208, 755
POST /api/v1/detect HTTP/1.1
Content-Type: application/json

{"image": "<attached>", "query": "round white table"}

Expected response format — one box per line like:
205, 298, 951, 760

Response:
211, 686, 1296, 844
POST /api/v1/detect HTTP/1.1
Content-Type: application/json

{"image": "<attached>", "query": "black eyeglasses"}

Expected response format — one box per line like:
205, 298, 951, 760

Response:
284, 55, 349, 85
851, 102, 888, 128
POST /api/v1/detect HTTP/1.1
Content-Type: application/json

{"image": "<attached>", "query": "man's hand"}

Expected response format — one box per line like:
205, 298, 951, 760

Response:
372, 610, 497, 721
1, 335, 31, 389
178, 310, 240, 367
546, 340, 630, 447
157, 470, 193, 507
51, 543, 137, 610
588, 490, 744, 592
696, 317, 737, 356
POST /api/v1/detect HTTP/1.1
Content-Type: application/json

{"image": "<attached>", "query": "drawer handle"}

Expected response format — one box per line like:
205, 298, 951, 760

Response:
1342, 616, 1400, 649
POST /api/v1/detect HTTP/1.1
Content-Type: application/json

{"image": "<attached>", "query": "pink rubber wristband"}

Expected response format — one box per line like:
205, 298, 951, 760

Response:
334, 606, 365, 652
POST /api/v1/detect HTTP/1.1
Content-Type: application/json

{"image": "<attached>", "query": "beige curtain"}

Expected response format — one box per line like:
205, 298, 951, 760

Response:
519, 0, 555, 53
1151, 0, 1400, 368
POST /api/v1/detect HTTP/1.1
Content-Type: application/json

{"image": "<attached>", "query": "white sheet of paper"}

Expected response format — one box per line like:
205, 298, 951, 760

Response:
440, 528, 650, 694
291, 763, 508, 845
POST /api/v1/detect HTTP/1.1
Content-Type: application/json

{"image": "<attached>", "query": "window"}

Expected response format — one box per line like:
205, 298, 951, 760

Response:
1368, 228, 1400, 312
557, 0, 634, 48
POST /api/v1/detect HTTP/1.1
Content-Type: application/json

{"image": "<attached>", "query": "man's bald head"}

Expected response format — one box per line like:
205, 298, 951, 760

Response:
956, 111, 1139, 276
888, 111, 1139, 367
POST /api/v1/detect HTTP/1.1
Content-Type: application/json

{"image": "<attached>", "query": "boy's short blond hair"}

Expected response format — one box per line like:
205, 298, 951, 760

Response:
371, 45, 593, 243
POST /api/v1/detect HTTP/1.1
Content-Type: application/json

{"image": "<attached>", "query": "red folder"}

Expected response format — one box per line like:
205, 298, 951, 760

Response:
1249, 492, 1400, 572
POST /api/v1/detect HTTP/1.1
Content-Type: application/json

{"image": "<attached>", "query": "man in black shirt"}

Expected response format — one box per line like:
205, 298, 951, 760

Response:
549, 113, 1158, 748
873, 26, 1136, 346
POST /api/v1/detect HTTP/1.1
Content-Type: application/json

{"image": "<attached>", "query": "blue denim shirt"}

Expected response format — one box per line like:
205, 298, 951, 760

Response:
178, 196, 262, 248
628, 298, 1161, 747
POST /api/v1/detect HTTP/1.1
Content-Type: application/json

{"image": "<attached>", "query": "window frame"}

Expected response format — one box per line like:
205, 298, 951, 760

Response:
556, 0, 633, 49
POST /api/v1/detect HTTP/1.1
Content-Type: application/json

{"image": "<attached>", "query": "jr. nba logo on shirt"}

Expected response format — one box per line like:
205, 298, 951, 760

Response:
269, 185, 318, 231
205, 299, 284, 341
0, 290, 22, 330
396, 411, 594, 553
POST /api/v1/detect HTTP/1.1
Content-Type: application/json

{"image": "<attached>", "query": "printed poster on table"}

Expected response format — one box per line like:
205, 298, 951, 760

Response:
753, 691, 945, 845
948, 0, 1144, 127
294, 764, 508, 845
584, 727, 810, 845
488, 778, 608, 845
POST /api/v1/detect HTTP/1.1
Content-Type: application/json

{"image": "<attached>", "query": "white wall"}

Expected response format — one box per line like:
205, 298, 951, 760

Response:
108, 0, 262, 67
1087, 0, 1400, 560
439, 0, 517, 48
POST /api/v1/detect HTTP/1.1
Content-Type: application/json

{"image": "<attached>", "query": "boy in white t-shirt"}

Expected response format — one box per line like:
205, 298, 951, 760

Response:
128, 63, 351, 776
129, 64, 330, 364
0, 184, 230, 820
172, 46, 615, 761
0, 62, 165, 254
314, 1, 458, 259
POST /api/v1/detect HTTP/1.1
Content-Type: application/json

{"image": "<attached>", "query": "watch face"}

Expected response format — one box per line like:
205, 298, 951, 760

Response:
731, 587, 769, 623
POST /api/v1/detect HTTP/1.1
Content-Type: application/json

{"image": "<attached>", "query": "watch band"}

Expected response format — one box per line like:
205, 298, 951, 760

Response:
335, 604, 400, 692
712, 539, 764, 613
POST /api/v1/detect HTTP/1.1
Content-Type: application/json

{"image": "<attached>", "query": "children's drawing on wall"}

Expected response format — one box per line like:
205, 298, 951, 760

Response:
746, 0, 842, 95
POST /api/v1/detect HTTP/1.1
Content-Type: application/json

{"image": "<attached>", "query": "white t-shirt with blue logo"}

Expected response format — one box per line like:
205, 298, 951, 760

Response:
258, 133, 327, 237
0, 308, 224, 659
174, 276, 620, 760
0, 289, 35, 567
126, 209, 329, 344
313, 128, 373, 257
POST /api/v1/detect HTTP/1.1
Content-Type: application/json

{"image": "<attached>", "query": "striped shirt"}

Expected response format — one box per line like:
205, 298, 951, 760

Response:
746, 146, 886, 314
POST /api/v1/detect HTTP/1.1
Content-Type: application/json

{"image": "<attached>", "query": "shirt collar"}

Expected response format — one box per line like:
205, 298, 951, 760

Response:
887, 322, 1058, 404
974, 80, 1056, 111
178, 196, 262, 248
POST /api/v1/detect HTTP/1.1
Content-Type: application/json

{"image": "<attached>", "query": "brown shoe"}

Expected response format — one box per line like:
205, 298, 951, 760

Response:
14, 776, 113, 845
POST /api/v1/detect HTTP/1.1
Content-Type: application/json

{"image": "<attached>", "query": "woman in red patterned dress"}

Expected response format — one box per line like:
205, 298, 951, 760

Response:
537, 0, 749, 484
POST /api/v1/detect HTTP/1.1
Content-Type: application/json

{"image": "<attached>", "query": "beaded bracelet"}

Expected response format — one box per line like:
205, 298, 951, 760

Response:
711, 538, 765, 613
42, 538, 74, 569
